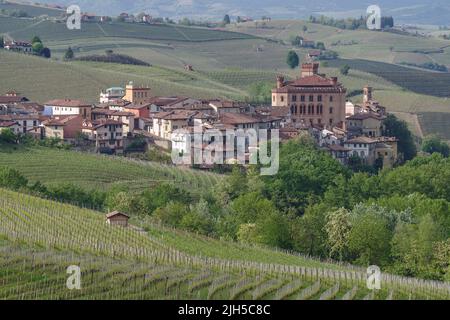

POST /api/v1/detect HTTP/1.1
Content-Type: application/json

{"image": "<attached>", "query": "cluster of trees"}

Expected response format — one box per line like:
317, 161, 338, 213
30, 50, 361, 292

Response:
309, 15, 394, 30
401, 62, 448, 72
31, 36, 51, 59
72, 52, 150, 66
309, 16, 367, 30
422, 135, 450, 157
98, 137, 449, 281
0, 8, 29, 18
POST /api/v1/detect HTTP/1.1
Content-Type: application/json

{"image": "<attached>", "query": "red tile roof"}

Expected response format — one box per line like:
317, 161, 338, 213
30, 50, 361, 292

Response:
45, 99, 92, 107
289, 75, 338, 87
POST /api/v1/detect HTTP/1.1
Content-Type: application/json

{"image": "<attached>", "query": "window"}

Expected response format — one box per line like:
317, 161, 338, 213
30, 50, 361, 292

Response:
272, 95, 275, 102
281, 96, 284, 102
318, 95, 322, 102
301, 95, 305, 102
309, 95, 314, 102
330, 96, 333, 102
308, 105, 311, 114
329, 107, 333, 114
292, 95, 297, 102
294, 106, 298, 114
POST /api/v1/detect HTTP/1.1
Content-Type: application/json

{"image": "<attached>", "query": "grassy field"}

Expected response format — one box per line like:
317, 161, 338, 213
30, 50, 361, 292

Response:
0, 188, 448, 300
0, 50, 245, 102
0, 2, 64, 17
0, 147, 222, 194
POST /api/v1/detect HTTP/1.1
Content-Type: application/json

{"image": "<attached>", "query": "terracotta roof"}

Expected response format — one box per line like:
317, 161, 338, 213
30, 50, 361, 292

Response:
124, 103, 152, 110
152, 110, 199, 120
43, 115, 81, 126
83, 119, 123, 130
0, 96, 29, 104
289, 75, 339, 87
147, 96, 189, 106
45, 99, 92, 107
327, 144, 351, 152
346, 136, 378, 144
0, 114, 40, 121
218, 113, 261, 125
106, 211, 130, 219
0, 121, 18, 127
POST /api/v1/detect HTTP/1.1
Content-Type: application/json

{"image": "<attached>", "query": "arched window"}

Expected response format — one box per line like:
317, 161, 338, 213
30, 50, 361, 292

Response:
309, 104, 314, 115
308, 105, 311, 114
290, 105, 294, 114
360, 151, 365, 157
318, 104, 323, 114
294, 105, 298, 114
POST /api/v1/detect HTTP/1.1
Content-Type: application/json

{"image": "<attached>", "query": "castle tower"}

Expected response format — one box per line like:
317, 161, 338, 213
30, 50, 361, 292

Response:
363, 85, 373, 105
276, 75, 285, 89
301, 62, 320, 78
123, 81, 151, 105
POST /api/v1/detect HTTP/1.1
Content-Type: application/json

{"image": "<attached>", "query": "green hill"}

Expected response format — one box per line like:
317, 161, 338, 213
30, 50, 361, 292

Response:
0, 147, 222, 194
1, 188, 448, 300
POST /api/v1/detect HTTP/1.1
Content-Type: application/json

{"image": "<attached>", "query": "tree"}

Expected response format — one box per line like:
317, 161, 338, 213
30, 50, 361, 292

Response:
0, 167, 28, 190
340, 64, 350, 75
31, 36, 41, 44
223, 14, 231, 25
325, 208, 352, 261
302, 25, 308, 33
41, 47, 51, 58
286, 50, 299, 69
316, 42, 326, 50
0, 128, 17, 144
64, 47, 74, 60
383, 114, 417, 161
0, 36, 4, 48
422, 135, 450, 158
153, 202, 189, 228
32, 42, 44, 54
347, 205, 393, 266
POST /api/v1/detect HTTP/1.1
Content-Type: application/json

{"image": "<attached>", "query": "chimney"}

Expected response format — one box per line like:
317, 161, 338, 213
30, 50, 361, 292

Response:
276, 75, 285, 89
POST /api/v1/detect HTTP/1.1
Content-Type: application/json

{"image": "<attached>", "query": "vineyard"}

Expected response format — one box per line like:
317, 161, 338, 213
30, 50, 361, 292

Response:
0, 147, 222, 194
418, 112, 450, 140
0, 189, 449, 300
1, 17, 255, 43
327, 59, 450, 98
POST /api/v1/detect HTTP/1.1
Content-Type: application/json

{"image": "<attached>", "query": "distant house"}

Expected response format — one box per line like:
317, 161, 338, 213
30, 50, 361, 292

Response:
42, 115, 83, 140
81, 118, 124, 152
44, 99, 92, 118
0, 114, 43, 135
100, 87, 125, 103
106, 211, 129, 227
4, 41, 33, 54
346, 112, 385, 138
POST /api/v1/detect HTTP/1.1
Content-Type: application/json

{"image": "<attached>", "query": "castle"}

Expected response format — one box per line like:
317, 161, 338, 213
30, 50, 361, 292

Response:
271, 62, 347, 129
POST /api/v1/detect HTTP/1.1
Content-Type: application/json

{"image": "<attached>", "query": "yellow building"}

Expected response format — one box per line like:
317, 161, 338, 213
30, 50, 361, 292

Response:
123, 81, 151, 105
272, 62, 347, 128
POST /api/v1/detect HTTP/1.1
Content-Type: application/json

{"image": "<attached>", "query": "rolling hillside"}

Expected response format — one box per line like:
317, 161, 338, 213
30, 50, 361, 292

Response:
1, 188, 448, 300
0, 147, 222, 194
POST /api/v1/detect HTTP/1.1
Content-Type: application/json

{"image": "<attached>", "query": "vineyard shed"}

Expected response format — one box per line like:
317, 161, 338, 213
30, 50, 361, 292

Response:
106, 211, 130, 227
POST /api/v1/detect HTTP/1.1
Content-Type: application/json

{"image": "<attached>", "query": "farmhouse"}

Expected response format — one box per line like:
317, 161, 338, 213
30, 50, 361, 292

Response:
346, 112, 385, 138
4, 40, 32, 54
152, 110, 207, 140
42, 115, 83, 140
106, 211, 129, 227
44, 99, 92, 119
0, 114, 42, 135
81, 119, 124, 152
272, 62, 346, 128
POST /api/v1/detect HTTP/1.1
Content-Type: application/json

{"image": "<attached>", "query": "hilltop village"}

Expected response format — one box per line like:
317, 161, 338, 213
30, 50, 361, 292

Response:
0, 61, 398, 170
